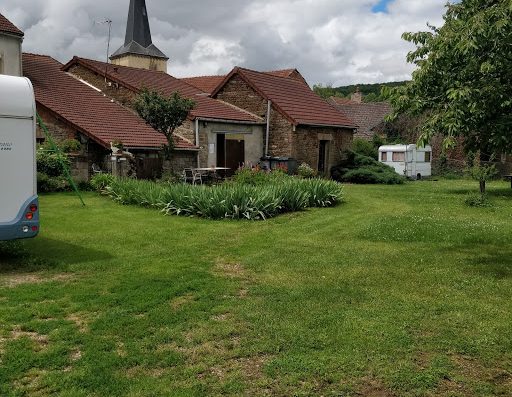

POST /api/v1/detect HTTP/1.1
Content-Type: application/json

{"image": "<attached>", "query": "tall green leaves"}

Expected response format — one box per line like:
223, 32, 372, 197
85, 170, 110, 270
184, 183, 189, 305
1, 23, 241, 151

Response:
92, 176, 344, 221
387, 0, 512, 155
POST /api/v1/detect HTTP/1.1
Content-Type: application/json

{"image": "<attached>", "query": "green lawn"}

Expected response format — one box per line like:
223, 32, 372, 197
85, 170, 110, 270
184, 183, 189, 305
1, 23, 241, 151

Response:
1, 180, 511, 396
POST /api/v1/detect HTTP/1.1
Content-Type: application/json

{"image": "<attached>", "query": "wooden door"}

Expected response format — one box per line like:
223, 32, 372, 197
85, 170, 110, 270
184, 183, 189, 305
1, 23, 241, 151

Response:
225, 139, 245, 175
136, 156, 162, 180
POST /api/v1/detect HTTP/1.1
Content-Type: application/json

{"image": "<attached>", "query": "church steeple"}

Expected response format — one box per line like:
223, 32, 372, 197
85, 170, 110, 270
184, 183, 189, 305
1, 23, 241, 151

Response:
110, 0, 168, 72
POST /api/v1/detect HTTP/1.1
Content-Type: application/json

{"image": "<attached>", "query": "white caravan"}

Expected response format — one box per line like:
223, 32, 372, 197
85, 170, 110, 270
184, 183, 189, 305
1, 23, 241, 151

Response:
379, 144, 432, 179
0, 75, 39, 240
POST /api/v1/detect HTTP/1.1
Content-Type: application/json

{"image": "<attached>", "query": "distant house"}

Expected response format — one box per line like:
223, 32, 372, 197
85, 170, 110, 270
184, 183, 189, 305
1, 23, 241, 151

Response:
0, 13, 24, 76
328, 92, 391, 141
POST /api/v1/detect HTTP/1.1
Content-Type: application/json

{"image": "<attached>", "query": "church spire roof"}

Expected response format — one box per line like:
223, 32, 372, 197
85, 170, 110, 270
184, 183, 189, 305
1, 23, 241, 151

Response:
110, 0, 168, 61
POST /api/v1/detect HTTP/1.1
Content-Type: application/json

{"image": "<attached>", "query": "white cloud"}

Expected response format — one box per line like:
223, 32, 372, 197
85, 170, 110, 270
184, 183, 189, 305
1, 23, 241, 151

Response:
3, 0, 448, 85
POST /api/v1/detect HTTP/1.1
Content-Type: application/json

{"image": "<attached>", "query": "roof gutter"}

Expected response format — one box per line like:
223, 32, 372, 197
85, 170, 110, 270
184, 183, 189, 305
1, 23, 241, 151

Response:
195, 117, 264, 125
297, 123, 358, 131
125, 146, 200, 151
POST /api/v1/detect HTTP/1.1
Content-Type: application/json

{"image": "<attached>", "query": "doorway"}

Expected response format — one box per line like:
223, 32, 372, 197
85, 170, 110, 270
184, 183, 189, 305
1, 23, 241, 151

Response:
217, 134, 245, 176
318, 140, 330, 174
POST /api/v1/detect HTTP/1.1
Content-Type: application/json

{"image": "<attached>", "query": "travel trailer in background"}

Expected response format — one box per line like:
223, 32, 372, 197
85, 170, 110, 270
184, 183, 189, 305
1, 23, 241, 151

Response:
0, 75, 39, 240
379, 144, 432, 179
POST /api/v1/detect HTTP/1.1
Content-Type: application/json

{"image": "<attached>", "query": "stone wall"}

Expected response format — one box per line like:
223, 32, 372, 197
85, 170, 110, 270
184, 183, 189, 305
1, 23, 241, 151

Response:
37, 106, 76, 142
37, 106, 111, 181
111, 54, 167, 73
295, 126, 353, 174
215, 75, 294, 158
170, 151, 197, 173
215, 75, 268, 117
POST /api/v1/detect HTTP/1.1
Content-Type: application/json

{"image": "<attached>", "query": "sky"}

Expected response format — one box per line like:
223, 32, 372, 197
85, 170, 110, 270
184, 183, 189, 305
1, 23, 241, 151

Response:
3, 0, 447, 86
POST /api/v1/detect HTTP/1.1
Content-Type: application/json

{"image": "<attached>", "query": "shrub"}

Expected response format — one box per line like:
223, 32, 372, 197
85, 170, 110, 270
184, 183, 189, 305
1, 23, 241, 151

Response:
331, 151, 405, 184
96, 176, 344, 220
36, 150, 70, 177
91, 173, 115, 192
297, 163, 317, 178
464, 193, 492, 207
59, 139, 81, 153
352, 138, 378, 159
233, 168, 289, 186
37, 172, 71, 193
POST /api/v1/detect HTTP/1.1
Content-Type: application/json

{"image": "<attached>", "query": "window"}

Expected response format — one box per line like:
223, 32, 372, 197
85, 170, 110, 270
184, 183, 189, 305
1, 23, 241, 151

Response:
381, 152, 387, 162
424, 152, 431, 163
392, 152, 405, 162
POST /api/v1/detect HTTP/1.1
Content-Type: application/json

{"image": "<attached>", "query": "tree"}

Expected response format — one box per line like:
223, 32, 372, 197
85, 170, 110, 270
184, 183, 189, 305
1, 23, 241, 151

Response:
134, 89, 195, 160
386, 0, 512, 160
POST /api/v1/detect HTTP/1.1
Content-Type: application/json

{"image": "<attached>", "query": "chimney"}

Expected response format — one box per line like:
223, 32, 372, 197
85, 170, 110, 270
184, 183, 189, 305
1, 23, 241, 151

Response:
351, 87, 363, 103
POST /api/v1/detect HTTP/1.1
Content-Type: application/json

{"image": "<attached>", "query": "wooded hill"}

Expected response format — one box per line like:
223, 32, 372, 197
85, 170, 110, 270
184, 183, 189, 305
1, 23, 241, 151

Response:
313, 81, 407, 102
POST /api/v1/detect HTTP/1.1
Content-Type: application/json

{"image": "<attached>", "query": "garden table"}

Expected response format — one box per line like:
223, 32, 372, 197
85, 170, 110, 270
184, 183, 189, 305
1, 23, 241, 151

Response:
192, 167, 231, 183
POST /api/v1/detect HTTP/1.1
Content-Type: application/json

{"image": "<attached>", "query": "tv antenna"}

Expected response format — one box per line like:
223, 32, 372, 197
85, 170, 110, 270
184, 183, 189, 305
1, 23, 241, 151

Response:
95, 19, 113, 81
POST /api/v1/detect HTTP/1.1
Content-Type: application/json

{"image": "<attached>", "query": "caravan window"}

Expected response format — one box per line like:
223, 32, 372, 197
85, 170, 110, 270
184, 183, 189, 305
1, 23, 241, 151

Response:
381, 152, 387, 161
424, 152, 431, 162
392, 152, 405, 162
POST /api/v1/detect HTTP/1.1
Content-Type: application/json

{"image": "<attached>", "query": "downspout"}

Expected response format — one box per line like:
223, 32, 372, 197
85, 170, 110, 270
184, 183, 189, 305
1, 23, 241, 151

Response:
265, 100, 271, 157
195, 118, 200, 167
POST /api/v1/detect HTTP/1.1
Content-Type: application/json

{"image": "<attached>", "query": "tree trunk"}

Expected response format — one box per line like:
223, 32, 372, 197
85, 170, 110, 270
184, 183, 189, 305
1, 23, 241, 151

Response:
479, 179, 486, 195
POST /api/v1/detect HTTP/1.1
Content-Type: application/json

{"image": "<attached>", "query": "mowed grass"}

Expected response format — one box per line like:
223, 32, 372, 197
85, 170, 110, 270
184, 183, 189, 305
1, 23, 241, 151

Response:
0, 179, 511, 396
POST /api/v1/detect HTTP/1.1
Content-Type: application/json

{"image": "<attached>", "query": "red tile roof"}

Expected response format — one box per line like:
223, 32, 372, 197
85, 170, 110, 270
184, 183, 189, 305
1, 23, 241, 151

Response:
23, 53, 195, 150
329, 97, 358, 105
63, 57, 263, 124
212, 67, 356, 128
181, 75, 225, 95
0, 13, 24, 36
182, 68, 308, 94
329, 98, 392, 140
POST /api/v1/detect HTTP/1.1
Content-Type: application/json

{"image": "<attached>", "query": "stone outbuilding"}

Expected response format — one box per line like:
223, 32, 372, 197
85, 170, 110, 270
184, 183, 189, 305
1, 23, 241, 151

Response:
63, 57, 266, 174
23, 53, 198, 181
208, 67, 357, 175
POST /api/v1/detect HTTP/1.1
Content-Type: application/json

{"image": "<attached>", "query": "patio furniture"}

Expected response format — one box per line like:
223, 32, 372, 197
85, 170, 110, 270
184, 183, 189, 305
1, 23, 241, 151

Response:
191, 167, 230, 184
183, 168, 203, 185
91, 163, 104, 174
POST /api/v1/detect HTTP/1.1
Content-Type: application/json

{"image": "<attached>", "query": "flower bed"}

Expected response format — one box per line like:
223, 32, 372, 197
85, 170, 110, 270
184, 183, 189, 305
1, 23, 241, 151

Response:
92, 174, 343, 220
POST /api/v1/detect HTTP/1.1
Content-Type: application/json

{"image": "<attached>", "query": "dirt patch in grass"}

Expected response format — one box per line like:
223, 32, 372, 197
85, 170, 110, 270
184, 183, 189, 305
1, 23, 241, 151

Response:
213, 261, 248, 279
66, 312, 97, 333
207, 354, 270, 382
1, 273, 74, 288
436, 354, 512, 396
355, 376, 395, 397
170, 293, 196, 310
10, 326, 49, 351
13, 369, 49, 396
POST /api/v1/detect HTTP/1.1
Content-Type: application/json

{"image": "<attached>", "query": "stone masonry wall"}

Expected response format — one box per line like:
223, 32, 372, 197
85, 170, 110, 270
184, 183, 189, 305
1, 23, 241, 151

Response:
215, 75, 294, 158
295, 126, 353, 174
36, 106, 110, 181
